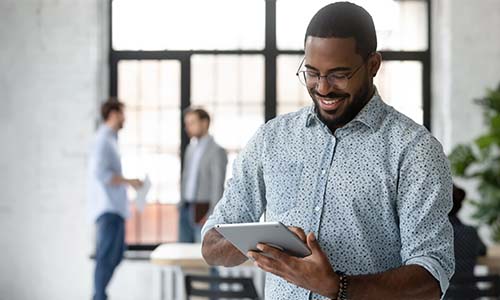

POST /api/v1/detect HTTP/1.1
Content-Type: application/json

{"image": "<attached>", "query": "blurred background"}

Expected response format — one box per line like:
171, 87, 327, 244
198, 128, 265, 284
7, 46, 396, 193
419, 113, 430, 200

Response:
0, 0, 499, 299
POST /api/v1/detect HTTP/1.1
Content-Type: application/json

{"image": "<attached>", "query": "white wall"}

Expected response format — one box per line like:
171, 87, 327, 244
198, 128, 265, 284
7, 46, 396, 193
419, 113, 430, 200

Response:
0, 0, 106, 299
432, 0, 500, 151
0, 1, 162, 299
432, 0, 500, 239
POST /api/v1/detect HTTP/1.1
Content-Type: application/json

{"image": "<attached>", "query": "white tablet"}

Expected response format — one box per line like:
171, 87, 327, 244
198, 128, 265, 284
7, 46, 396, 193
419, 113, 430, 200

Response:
215, 222, 312, 258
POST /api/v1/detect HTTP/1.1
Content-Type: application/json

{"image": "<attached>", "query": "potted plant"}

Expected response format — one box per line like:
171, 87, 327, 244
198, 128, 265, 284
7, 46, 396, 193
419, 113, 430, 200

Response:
449, 83, 500, 242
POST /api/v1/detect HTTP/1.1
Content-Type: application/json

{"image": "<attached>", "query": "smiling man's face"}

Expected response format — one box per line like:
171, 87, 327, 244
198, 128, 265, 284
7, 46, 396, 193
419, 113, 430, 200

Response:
304, 36, 378, 131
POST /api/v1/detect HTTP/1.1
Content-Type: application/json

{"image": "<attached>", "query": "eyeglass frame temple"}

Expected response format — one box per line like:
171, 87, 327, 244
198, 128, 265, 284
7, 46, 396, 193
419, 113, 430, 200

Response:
295, 54, 370, 85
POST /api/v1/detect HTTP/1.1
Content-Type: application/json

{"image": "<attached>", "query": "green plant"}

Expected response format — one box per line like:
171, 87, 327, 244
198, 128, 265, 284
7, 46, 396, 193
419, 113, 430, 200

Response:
449, 83, 500, 242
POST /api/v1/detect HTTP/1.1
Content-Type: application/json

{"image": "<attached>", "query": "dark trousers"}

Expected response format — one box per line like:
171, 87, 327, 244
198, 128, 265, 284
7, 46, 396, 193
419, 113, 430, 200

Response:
94, 213, 125, 300
178, 202, 202, 243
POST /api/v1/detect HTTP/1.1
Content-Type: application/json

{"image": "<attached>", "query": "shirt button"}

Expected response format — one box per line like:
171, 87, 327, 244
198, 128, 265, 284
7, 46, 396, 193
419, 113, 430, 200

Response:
322, 169, 326, 175
314, 206, 321, 212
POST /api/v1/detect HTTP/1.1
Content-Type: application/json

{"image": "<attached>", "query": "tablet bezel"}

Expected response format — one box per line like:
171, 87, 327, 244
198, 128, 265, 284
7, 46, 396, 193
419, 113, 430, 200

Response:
215, 221, 312, 258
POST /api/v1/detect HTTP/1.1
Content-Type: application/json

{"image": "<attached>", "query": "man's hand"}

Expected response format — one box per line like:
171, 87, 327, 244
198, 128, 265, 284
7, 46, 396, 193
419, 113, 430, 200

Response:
111, 175, 143, 189
247, 231, 339, 299
127, 179, 143, 190
288, 226, 307, 243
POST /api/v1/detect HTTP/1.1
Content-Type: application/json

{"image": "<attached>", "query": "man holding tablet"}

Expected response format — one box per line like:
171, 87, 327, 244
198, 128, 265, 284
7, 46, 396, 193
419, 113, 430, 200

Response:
201, 2, 454, 300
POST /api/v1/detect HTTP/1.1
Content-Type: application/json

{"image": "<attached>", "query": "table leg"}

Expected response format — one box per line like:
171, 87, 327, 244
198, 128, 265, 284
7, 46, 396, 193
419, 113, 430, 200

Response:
159, 267, 165, 300
173, 266, 185, 300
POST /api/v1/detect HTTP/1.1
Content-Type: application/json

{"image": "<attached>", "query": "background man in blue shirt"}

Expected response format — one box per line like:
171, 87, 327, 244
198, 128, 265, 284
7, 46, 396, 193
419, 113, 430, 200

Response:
88, 98, 143, 300
201, 2, 454, 299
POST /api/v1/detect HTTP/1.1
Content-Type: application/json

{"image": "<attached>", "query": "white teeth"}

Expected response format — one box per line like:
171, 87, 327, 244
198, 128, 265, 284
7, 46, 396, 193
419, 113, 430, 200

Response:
321, 98, 342, 105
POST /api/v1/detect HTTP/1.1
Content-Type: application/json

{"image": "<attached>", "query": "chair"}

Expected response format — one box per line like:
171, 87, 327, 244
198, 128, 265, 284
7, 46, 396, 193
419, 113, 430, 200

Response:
445, 275, 500, 299
185, 274, 260, 300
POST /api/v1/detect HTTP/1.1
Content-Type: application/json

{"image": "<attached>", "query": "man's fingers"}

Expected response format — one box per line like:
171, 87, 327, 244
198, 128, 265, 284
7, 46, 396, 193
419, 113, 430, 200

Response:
306, 232, 323, 256
247, 250, 278, 269
256, 243, 289, 261
288, 226, 307, 242
248, 250, 287, 279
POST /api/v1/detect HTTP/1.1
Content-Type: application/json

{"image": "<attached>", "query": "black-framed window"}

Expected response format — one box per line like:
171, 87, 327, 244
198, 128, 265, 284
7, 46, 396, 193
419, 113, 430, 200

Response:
109, 0, 431, 245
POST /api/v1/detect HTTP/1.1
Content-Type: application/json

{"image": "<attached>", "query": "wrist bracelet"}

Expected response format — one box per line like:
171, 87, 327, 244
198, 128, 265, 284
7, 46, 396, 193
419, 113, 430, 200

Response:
336, 271, 348, 300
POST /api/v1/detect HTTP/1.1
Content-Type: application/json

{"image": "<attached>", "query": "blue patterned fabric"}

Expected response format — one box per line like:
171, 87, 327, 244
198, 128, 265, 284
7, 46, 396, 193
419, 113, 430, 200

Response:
202, 91, 454, 299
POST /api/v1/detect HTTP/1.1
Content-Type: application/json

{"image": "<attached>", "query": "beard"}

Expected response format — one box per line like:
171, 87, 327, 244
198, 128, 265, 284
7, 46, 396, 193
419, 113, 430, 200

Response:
310, 78, 372, 130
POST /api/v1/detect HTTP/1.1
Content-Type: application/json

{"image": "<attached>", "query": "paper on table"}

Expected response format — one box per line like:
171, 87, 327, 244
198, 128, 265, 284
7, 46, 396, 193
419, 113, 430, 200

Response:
135, 175, 151, 213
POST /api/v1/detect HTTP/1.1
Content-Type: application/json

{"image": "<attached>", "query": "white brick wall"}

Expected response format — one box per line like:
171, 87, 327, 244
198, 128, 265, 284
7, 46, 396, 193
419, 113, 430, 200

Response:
0, 0, 106, 299
0, 1, 160, 299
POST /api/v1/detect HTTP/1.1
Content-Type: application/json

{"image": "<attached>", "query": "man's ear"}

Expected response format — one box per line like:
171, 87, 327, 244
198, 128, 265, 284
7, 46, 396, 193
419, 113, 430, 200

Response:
203, 119, 210, 131
368, 52, 382, 77
108, 110, 117, 120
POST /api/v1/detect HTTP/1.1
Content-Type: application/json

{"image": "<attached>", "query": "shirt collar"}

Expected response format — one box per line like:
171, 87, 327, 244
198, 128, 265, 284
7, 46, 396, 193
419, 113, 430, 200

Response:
100, 123, 118, 139
304, 106, 319, 127
304, 87, 386, 132
192, 134, 212, 146
349, 88, 386, 132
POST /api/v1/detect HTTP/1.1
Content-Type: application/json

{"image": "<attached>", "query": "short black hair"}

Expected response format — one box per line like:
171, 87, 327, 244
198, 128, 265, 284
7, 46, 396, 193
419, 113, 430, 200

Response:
184, 107, 211, 126
305, 2, 377, 59
101, 98, 124, 121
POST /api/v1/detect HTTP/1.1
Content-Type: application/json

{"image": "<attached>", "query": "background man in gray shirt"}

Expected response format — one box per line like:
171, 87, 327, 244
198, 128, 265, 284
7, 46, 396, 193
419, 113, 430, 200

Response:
178, 108, 228, 243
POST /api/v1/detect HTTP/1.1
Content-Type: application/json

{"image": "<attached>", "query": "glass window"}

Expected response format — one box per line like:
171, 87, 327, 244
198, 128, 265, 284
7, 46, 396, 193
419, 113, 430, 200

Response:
191, 55, 265, 178
118, 60, 182, 204
112, 0, 429, 246
374, 61, 423, 125
277, 0, 427, 51
112, 0, 265, 50
277, 55, 311, 115
277, 56, 423, 125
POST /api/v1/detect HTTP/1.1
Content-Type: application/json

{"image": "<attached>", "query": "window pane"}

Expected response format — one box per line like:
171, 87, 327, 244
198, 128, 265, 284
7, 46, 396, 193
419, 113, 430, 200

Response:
112, 0, 265, 50
375, 61, 423, 125
277, 56, 423, 125
118, 59, 181, 204
277, 0, 427, 51
191, 55, 265, 179
277, 55, 311, 115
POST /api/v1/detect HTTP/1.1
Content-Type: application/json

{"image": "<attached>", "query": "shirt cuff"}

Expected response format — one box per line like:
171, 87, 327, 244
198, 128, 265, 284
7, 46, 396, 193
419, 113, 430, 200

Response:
201, 213, 221, 242
405, 256, 450, 297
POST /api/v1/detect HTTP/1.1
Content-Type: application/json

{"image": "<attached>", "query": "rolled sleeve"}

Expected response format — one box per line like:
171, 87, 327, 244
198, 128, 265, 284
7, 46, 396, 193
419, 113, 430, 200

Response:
201, 213, 223, 240
405, 256, 450, 295
397, 133, 455, 295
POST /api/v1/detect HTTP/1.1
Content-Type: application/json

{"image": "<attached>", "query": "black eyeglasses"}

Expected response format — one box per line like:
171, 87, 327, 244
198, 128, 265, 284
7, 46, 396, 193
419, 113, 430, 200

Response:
295, 57, 365, 90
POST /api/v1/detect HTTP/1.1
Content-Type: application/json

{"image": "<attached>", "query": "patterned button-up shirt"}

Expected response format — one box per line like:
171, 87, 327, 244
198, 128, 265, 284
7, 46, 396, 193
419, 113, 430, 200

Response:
202, 91, 454, 299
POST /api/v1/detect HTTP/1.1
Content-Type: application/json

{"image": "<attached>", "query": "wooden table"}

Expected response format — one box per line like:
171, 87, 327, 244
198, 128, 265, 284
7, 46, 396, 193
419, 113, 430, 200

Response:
150, 243, 264, 300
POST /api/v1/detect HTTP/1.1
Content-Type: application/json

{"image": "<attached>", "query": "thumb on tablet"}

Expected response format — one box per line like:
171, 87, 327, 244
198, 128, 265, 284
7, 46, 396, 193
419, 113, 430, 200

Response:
306, 232, 321, 254
288, 226, 307, 243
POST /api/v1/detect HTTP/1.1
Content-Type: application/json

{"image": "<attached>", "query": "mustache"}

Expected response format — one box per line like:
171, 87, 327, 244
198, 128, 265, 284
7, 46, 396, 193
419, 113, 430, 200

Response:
314, 91, 350, 99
